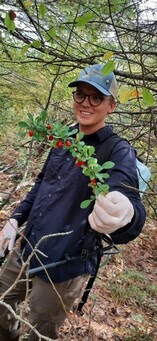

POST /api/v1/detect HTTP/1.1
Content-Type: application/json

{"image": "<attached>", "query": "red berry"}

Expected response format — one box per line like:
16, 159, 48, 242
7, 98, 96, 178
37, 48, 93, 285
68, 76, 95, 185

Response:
47, 124, 51, 129
76, 160, 85, 167
28, 130, 34, 137
49, 134, 54, 141
90, 179, 96, 186
9, 10, 16, 20
66, 140, 71, 147
57, 140, 63, 148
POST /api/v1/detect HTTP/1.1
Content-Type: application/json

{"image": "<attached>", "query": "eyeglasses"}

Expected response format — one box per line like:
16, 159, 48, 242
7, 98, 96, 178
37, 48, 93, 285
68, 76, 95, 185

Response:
72, 90, 106, 107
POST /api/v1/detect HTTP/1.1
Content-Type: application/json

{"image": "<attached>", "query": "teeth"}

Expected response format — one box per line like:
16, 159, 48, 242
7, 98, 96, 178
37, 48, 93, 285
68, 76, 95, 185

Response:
81, 111, 92, 115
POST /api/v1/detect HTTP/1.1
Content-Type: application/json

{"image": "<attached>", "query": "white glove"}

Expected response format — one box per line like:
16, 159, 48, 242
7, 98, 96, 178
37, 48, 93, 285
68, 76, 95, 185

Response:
0, 218, 18, 257
88, 191, 134, 234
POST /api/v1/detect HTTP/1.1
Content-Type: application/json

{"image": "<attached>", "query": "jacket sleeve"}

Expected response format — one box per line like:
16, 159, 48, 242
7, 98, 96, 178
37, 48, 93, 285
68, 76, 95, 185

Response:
105, 141, 146, 244
11, 148, 53, 226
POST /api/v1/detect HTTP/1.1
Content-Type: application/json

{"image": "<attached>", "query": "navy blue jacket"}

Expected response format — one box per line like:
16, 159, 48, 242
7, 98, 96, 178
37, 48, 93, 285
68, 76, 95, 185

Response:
12, 125, 146, 282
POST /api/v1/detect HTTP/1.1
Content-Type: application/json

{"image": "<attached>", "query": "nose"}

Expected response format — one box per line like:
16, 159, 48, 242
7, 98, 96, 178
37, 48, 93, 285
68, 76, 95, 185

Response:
82, 94, 90, 106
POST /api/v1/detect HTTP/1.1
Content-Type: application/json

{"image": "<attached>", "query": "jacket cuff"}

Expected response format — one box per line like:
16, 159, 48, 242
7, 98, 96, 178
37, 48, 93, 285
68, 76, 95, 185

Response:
110, 206, 146, 244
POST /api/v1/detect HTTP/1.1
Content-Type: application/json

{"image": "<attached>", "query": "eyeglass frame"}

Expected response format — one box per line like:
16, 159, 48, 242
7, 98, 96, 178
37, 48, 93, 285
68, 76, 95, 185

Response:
72, 90, 108, 107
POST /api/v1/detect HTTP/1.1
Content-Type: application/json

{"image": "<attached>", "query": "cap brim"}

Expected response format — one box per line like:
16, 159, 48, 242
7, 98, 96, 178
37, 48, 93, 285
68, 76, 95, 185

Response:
68, 80, 111, 97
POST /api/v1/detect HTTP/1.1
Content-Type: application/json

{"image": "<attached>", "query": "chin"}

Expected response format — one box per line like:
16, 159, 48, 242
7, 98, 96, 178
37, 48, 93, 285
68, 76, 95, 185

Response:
77, 117, 93, 126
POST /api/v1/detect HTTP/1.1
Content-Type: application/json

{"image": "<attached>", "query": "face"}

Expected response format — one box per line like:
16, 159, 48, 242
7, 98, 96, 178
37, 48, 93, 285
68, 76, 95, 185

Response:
73, 83, 116, 134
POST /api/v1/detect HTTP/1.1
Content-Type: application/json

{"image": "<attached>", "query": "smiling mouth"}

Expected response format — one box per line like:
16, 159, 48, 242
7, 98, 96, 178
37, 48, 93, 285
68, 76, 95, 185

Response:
80, 111, 93, 116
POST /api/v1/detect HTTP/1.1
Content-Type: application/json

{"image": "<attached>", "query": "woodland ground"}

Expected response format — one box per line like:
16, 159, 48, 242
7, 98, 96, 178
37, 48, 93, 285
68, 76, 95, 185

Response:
0, 147, 156, 341
59, 219, 157, 341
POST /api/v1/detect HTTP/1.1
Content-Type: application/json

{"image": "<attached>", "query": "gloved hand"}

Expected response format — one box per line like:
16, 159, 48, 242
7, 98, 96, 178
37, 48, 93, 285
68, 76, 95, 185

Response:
0, 218, 18, 257
88, 191, 134, 234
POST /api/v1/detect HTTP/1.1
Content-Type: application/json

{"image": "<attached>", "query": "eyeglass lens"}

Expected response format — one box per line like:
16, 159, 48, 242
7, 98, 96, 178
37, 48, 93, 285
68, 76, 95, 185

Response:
73, 91, 104, 107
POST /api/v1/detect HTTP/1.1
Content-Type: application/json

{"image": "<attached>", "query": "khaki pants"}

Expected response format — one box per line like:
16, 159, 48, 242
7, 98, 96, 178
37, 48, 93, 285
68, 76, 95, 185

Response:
0, 248, 88, 340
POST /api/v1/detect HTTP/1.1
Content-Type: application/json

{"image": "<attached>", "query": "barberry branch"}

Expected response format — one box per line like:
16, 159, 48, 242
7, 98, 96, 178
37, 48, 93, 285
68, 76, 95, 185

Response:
18, 110, 115, 208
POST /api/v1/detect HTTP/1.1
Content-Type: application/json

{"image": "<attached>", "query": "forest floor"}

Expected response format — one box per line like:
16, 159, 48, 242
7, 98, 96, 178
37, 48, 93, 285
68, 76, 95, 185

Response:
59, 219, 157, 341
0, 148, 156, 341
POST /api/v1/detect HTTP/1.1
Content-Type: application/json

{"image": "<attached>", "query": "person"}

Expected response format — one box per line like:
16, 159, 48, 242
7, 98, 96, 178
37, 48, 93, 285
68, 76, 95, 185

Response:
0, 64, 146, 340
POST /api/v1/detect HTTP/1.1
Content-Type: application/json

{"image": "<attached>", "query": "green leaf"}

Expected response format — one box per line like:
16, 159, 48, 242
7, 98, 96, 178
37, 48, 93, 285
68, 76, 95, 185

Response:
88, 146, 95, 156
67, 128, 78, 136
27, 113, 34, 121
18, 121, 29, 128
35, 116, 42, 126
21, 44, 31, 55
101, 173, 109, 179
103, 51, 114, 61
40, 110, 47, 122
54, 120, 62, 129
45, 27, 56, 40
142, 87, 154, 106
101, 184, 110, 193
88, 158, 98, 165
82, 168, 90, 176
5, 13, 11, 28
96, 173, 109, 181
39, 3, 47, 18
32, 40, 41, 48
102, 61, 115, 76
76, 12, 94, 26
5, 13, 15, 32
76, 132, 84, 141
60, 125, 68, 135
10, 21, 15, 32
80, 199, 94, 209
23, 1, 33, 8
79, 141, 85, 146
101, 161, 115, 169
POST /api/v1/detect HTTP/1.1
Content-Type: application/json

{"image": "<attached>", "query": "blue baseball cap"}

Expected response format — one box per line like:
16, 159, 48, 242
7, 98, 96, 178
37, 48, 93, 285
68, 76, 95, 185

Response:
68, 64, 118, 100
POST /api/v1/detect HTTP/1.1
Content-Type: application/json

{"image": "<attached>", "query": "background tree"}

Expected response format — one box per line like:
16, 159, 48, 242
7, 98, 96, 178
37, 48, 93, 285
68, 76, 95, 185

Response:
0, 0, 156, 215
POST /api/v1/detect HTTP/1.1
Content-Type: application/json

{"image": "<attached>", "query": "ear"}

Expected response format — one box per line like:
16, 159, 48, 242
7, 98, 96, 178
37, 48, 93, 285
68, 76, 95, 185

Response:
108, 102, 116, 114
